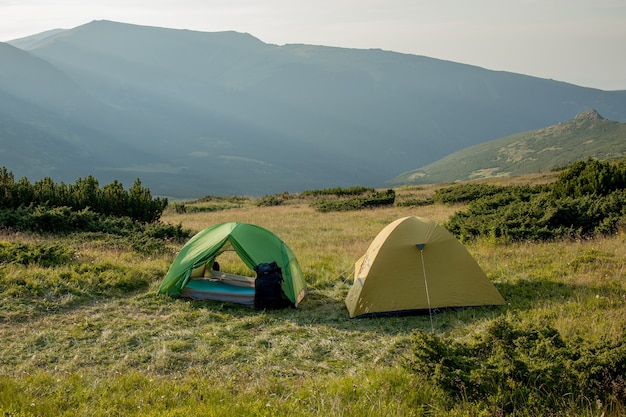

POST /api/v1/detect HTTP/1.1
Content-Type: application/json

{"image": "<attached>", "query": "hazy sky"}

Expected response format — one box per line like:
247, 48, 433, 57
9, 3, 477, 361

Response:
1, 0, 625, 90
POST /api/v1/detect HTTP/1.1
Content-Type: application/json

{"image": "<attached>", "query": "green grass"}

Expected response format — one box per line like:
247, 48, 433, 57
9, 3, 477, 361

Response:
1, 185, 625, 416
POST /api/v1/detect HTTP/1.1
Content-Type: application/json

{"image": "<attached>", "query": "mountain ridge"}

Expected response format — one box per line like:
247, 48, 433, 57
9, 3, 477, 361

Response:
2, 20, 626, 197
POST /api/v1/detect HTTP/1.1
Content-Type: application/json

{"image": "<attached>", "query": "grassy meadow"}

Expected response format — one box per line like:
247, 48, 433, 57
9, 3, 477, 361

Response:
1, 181, 625, 416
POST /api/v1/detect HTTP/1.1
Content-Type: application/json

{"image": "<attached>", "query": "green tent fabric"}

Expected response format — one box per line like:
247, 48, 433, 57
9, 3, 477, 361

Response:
158, 222, 307, 306
345, 216, 504, 318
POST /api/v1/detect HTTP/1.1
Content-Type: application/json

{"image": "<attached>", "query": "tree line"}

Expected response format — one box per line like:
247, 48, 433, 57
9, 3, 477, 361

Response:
0, 168, 167, 224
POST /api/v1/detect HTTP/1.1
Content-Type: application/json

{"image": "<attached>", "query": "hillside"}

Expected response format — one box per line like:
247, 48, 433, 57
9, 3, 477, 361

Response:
0, 42, 170, 181
390, 109, 626, 185
2, 20, 626, 197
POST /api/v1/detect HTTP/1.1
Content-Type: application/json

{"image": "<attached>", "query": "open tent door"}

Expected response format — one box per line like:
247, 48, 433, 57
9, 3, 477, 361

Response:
345, 216, 504, 318
159, 222, 307, 307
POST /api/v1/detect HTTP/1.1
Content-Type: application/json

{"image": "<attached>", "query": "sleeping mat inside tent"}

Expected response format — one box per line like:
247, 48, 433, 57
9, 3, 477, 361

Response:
182, 276, 256, 306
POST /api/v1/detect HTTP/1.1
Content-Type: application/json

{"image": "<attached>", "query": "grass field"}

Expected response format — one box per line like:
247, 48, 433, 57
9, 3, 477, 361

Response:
1, 182, 624, 416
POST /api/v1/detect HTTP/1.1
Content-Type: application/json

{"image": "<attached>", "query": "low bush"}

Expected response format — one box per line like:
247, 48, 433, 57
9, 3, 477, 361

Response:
311, 189, 396, 212
301, 186, 375, 197
551, 158, 626, 199
0, 206, 190, 243
0, 169, 168, 223
178, 195, 249, 212
446, 189, 626, 242
256, 194, 285, 207
395, 197, 433, 207
404, 317, 626, 415
444, 160, 626, 241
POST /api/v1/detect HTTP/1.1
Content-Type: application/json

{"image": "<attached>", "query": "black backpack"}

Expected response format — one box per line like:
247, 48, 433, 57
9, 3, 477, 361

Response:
254, 262, 293, 310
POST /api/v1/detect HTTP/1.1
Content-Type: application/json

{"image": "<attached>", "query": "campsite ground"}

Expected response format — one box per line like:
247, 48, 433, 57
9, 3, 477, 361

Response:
1, 175, 624, 416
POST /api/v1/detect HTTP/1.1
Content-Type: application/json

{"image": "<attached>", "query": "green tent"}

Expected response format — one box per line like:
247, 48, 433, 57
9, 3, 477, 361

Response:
345, 216, 504, 318
158, 222, 307, 307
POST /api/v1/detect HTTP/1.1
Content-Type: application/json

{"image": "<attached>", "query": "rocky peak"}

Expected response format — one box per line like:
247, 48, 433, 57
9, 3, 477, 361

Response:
574, 109, 604, 121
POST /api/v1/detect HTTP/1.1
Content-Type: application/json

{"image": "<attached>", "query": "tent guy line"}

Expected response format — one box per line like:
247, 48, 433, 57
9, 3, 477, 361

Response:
416, 243, 435, 333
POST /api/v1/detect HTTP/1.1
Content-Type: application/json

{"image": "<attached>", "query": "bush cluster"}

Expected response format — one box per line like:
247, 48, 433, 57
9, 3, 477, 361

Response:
405, 317, 626, 415
0, 168, 167, 223
0, 206, 188, 250
0, 168, 190, 244
444, 159, 626, 241
256, 193, 288, 207
311, 189, 396, 212
301, 186, 375, 197
395, 197, 433, 207
552, 159, 626, 199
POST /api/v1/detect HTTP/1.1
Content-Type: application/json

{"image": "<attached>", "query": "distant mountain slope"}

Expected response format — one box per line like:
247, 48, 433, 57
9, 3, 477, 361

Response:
3, 20, 626, 197
0, 42, 172, 184
389, 110, 626, 185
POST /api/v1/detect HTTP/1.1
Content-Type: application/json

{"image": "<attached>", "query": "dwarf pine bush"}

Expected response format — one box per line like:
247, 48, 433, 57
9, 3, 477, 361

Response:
444, 160, 626, 241
551, 158, 626, 199
404, 317, 626, 415
311, 189, 396, 212
0, 168, 167, 223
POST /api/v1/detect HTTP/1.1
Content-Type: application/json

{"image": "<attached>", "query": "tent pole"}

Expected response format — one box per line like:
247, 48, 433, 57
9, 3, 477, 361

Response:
416, 244, 434, 333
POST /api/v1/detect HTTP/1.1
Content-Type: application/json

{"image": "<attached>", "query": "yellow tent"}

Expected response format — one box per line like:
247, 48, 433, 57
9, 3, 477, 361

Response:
345, 216, 504, 318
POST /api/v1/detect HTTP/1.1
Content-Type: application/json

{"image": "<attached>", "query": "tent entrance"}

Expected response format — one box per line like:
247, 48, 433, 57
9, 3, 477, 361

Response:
183, 250, 257, 305
213, 250, 257, 278
158, 222, 307, 307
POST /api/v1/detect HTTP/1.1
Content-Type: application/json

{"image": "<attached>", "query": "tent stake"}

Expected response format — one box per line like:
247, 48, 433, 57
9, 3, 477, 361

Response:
416, 244, 434, 333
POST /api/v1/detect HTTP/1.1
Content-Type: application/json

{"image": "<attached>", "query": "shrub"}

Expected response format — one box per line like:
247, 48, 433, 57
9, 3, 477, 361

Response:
0, 168, 168, 223
311, 189, 395, 212
404, 317, 626, 415
395, 197, 433, 207
551, 159, 626, 199
444, 160, 626, 242
256, 194, 285, 207
301, 186, 375, 198
0, 168, 191, 240
0, 206, 192, 249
